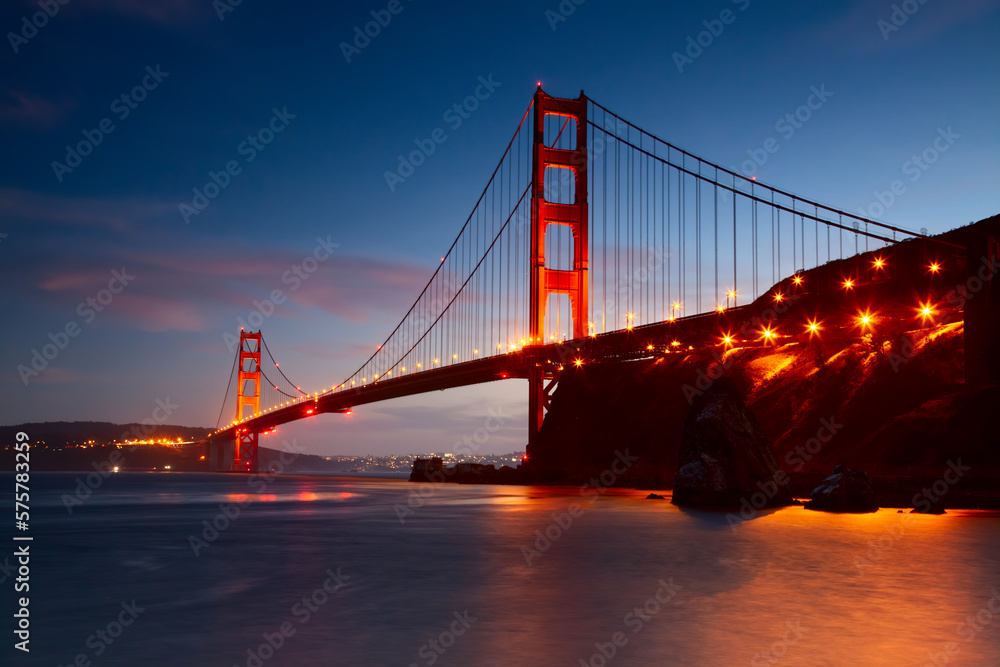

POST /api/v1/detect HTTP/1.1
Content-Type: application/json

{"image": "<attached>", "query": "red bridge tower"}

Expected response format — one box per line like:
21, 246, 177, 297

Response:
235, 330, 261, 472
528, 88, 589, 456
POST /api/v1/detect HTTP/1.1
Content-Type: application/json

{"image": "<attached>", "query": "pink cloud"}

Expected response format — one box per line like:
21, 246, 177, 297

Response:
20, 239, 436, 334
0, 188, 170, 231
0, 91, 72, 130
33, 367, 81, 384
111, 294, 207, 332
291, 341, 380, 363
79, 0, 205, 25
4, 189, 444, 335
819, 0, 1000, 51
38, 271, 102, 292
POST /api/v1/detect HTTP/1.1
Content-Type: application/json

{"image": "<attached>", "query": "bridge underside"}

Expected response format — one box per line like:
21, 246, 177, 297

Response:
204, 305, 765, 448
205, 214, 998, 457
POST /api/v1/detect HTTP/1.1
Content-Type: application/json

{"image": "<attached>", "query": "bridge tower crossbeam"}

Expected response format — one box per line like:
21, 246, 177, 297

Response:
235, 330, 261, 472
528, 88, 589, 455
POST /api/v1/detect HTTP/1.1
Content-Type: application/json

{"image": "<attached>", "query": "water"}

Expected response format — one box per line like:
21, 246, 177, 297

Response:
3, 472, 999, 666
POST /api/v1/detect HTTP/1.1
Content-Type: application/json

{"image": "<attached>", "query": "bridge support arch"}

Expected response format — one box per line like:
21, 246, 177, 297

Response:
528, 88, 589, 456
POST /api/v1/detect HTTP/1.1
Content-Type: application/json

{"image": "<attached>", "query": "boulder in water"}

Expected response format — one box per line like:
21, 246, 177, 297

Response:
910, 494, 946, 514
671, 377, 792, 508
804, 465, 878, 513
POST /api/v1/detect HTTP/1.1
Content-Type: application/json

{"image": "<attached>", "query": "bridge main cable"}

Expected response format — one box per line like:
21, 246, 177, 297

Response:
333, 97, 536, 390
584, 96, 964, 250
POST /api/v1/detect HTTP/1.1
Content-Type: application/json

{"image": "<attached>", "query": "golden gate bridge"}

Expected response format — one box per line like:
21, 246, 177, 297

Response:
201, 86, 985, 472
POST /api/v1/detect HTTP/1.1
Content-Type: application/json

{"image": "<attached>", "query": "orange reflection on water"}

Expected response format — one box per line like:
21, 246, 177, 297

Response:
441, 485, 1000, 665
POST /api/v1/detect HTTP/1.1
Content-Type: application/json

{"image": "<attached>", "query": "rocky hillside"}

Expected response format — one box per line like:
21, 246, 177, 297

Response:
530, 216, 999, 485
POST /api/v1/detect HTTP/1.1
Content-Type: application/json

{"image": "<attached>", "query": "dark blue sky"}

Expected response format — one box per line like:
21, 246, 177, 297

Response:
2, 0, 998, 454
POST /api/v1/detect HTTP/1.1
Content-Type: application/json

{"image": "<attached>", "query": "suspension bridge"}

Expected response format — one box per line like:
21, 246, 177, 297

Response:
202, 86, 992, 473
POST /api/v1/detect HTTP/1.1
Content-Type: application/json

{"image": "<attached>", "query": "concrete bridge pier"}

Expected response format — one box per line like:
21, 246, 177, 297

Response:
203, 439, 235, 471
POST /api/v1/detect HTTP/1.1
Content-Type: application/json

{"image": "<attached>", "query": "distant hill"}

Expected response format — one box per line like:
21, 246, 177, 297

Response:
0, 421, 213, 446
0, 420, 350, 473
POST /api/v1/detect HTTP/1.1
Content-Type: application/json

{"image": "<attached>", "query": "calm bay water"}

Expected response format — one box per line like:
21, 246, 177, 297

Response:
3, 472, 999, 666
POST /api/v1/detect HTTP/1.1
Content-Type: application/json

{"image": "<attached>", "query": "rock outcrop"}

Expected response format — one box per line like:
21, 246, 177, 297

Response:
671, 377, 792, 508
910, 494, 946, 514
804, 465, 879, 513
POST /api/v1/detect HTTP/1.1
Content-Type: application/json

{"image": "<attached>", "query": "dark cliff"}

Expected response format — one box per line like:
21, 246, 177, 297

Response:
528, 215, 1000, 485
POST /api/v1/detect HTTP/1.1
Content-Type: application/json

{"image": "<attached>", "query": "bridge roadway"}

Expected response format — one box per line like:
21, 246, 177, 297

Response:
204, 305, 768, 444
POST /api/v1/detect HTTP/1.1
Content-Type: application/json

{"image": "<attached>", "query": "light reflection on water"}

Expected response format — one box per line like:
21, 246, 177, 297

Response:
10, 472, 1000, 666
